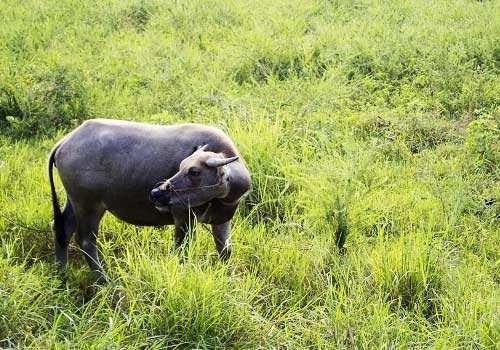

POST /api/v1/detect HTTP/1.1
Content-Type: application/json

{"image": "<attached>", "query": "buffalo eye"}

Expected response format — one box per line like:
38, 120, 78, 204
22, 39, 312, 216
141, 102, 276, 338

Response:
188, 167, 201, 177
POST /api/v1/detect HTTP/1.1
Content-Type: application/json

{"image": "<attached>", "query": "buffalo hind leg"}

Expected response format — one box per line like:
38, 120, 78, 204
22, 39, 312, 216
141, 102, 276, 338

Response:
212, 221, 232, 261
74, 206, 106, 281
53, 200, 77, 266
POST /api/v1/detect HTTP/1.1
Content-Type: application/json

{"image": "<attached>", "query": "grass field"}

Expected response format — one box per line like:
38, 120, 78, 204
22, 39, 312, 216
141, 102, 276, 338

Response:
0, 0, 499, 348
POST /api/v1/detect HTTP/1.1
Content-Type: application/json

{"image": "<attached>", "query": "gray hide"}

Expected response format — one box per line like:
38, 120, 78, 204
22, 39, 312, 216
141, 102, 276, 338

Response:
48, 119, 250, 278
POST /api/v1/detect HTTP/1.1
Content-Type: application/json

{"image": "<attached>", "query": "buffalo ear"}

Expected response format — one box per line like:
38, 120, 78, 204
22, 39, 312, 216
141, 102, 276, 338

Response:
205, 156, 239, 168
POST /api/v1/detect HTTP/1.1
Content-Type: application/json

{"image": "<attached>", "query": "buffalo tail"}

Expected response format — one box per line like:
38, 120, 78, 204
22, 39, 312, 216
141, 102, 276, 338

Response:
48, 142, 65, 246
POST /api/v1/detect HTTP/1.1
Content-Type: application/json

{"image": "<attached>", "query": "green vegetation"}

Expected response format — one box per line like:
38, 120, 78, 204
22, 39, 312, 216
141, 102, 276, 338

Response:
1, 0, 499, 348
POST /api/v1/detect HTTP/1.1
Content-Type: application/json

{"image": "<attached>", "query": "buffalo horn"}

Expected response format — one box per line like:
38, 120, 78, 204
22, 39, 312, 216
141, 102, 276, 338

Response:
205, 156, 239, 167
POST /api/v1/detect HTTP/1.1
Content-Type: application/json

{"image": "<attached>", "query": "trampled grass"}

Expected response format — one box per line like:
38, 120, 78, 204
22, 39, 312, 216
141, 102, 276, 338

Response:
0, 0, 499, 348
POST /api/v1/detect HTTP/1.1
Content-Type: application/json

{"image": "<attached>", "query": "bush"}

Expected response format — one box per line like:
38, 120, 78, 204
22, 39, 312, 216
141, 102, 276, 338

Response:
0, 65, 90, 137
464, 113, 499, 172
233, 48, 329, 85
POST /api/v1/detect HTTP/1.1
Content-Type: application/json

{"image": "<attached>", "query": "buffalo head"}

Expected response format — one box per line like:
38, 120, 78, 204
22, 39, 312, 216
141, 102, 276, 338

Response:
150, 145, 239, 211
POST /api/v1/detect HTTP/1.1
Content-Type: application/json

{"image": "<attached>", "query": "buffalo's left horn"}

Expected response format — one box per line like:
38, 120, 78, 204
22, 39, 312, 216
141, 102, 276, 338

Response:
197, 144, 209, 152
205, 156, 239, 167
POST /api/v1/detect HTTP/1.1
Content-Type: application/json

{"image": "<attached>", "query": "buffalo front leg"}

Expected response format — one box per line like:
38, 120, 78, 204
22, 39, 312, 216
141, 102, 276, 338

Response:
212, 221, 232, 261
173, 217, 197, 261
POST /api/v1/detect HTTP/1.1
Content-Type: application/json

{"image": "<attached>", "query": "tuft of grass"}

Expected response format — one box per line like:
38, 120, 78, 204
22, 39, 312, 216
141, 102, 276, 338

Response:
369, 234, 445, 318
333, 197, 349, 254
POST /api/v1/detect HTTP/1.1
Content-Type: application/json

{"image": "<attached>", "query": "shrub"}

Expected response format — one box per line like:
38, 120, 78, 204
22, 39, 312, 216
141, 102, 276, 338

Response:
0, 65, 90, 138
464, 113, 499, 172
233, 48, 329, 85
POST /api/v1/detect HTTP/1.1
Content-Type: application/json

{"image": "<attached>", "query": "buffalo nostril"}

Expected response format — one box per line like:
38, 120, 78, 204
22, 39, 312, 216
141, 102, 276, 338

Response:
150, 188, 162, 200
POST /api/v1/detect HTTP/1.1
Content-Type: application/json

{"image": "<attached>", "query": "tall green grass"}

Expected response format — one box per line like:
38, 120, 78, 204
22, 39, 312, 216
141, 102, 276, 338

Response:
1, 0, 499, 348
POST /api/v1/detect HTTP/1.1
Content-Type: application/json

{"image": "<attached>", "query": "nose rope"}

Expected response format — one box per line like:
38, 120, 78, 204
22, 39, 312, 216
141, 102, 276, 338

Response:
158, 179, 225, 193
154, 179, 238, 208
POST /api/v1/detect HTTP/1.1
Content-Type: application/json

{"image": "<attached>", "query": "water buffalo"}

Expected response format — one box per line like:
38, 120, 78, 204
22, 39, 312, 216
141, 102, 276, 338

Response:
48, 119, 250, 278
